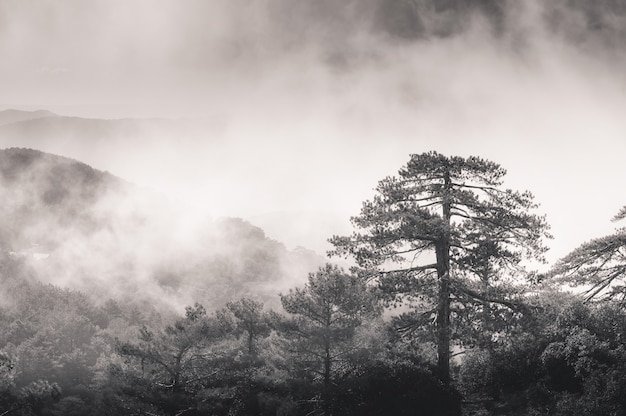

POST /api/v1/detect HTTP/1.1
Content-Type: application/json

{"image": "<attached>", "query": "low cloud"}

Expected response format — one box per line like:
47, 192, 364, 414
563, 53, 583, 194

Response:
1, 0, 625, 266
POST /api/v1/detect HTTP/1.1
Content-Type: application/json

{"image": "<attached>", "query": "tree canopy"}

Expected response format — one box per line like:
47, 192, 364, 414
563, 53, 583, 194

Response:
280, 264, 381, 416
330, 151, 551, 384
551, 205, 626, 305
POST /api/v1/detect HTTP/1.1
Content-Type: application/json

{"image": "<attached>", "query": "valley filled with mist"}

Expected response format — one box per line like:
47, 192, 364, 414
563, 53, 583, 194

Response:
2, 1, 626, 415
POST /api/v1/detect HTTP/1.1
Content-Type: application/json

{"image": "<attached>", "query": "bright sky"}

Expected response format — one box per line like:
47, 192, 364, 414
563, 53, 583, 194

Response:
1, 0, 625, 266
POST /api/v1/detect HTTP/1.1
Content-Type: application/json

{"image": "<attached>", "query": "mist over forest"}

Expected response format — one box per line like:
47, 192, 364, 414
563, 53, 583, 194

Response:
2, 1, 626, 415
0, 147, 324, 312
3, 0, 626, 259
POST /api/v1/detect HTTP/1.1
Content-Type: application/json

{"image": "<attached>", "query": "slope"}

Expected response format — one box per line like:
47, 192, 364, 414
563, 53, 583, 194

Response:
0, 148, 323, 311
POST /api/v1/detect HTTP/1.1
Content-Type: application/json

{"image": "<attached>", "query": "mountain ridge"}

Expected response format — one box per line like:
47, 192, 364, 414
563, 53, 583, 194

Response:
0, 109, 57, 126
0, 148, 324, 311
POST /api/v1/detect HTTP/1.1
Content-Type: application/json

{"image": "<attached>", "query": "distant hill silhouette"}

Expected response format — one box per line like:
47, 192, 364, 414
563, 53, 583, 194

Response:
0, 147, 129, 251
0, 114, 220, 153
0, 148, 322, 311
0, 109, 57, 126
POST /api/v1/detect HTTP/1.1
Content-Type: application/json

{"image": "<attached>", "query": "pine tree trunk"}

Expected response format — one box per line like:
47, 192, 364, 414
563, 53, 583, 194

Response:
436, 167, 452, 387
436, 246, 451, 387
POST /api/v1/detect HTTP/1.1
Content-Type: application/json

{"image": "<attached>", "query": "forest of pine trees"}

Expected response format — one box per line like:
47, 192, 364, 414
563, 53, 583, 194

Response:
2, 151, 626, 416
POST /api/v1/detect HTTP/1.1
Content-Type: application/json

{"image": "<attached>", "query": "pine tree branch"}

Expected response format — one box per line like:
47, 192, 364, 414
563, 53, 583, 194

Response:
451, 282, 521, 311
380, 264, 439, 274
450, 182, 504, 193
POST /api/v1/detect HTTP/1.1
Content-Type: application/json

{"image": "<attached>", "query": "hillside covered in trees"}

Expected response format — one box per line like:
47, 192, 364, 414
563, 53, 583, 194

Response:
1, 149, 626, 415
0, 148, 323, 311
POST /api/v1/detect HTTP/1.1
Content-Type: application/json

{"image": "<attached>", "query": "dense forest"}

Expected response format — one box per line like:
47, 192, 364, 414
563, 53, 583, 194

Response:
1, 149, 625, 415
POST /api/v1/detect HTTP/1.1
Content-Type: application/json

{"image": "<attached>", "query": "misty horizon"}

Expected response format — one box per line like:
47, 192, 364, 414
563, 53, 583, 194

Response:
1, 0, 626, 276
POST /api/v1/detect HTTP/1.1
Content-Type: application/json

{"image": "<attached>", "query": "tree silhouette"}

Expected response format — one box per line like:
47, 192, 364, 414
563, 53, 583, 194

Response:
280, 264, 380, 416
330, 151, 549, 385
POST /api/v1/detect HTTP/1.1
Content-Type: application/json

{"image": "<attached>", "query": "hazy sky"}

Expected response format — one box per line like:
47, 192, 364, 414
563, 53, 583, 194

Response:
2, 0, 626, 265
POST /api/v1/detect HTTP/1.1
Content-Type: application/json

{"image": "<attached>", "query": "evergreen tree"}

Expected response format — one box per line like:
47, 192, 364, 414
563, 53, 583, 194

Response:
330, 151, 550, 385
280, 264, 380, 416
224, 298, 271, 358
116, 303, 232, 415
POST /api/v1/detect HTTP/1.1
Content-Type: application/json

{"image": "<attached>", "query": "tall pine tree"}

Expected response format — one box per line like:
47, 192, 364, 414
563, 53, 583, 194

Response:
330, 151, 550, 385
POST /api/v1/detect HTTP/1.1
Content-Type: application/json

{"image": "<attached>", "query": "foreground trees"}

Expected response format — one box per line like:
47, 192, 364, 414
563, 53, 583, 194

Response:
223, 298, 272, 358
5, 152, 626, 415
110, 265, 459, 416
330, 151, 550, 385
458, 292, 626, 415
280, 264, 381, 416
115, 304, 235, 415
